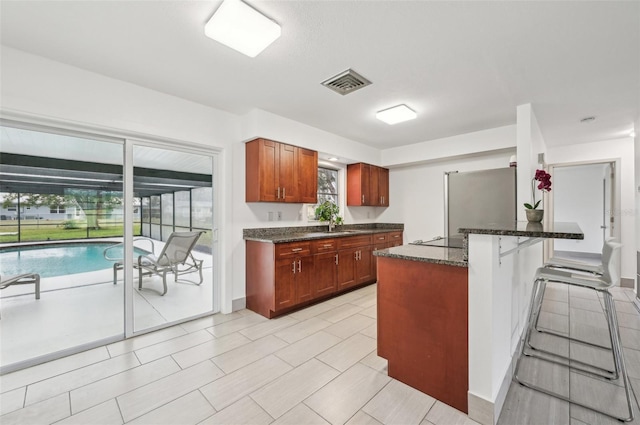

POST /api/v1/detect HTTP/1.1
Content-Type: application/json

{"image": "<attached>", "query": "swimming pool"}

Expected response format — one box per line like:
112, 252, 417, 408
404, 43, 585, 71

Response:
0, 243, 149, 278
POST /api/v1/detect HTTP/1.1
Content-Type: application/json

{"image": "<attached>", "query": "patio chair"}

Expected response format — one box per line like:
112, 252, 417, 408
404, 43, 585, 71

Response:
105, 231, 205, 295
0, 273, 40, 299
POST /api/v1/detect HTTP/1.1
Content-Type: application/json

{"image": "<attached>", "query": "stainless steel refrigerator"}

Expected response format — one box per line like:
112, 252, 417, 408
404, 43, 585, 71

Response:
445, 167, 517, 238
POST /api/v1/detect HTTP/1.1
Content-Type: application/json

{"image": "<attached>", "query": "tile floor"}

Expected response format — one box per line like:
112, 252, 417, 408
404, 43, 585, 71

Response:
0, 282, 639, 425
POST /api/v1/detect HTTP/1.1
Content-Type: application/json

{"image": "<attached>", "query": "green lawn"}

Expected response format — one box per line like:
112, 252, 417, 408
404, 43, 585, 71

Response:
0, 220, 141, 243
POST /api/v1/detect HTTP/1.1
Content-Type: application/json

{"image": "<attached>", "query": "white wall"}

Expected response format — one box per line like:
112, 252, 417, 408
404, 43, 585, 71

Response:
377, 151, 515, 244
381, 125, 516, 167
547, 137, 635, 282
553, 163, 609, 253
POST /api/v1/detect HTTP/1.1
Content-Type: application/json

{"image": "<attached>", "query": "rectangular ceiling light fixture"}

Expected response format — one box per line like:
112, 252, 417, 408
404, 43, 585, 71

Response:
205, 0, 281, 58
376, 104, 417, 125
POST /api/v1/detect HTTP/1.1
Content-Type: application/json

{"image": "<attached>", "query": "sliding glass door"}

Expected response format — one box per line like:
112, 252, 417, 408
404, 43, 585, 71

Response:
0, 122, 219, 373
0, 124, 125, 372
131, 144, 216, 333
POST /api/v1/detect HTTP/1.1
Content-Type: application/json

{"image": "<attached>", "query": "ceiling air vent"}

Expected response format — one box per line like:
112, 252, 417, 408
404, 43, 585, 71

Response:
321, 69, 372, 95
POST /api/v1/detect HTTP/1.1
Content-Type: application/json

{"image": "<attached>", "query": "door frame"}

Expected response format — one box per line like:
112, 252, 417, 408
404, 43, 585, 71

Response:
544, 159, 619, 262
124, 138, 221, 337
0, 111, 223, 371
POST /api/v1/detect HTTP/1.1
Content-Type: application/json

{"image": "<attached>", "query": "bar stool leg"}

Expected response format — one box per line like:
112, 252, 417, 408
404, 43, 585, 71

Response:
514, 282, 635, 422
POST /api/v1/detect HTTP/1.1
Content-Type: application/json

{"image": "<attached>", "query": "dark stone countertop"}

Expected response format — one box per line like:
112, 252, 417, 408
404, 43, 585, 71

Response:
458, 221, 584, 240
243, 223, 404, 243
373, 245, 467, 268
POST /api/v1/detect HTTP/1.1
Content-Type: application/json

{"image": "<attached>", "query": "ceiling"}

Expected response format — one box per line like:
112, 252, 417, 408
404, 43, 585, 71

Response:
0, 1, 638, 150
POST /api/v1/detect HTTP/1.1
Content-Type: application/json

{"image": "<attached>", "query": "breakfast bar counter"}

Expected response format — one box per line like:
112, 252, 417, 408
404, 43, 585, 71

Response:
374, 221, 583, 424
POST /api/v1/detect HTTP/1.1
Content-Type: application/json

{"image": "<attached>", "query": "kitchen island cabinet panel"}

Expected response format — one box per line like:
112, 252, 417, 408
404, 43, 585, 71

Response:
377, 256, 468, 413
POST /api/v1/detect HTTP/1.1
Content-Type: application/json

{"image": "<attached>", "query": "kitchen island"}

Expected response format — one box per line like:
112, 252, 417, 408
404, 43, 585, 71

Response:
376, 245, 468, 412
374, 222, 583, 424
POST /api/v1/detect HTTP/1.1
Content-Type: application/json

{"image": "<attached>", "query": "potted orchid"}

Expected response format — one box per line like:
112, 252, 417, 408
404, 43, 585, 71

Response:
524, 169, 552, 222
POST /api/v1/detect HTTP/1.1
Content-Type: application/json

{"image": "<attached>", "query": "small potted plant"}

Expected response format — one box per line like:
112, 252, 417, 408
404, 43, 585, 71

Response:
524, 169, 552, 222
315, 200, 343, 232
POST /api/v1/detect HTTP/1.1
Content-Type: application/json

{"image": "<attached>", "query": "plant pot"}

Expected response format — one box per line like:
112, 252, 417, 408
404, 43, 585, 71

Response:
526, 222, 543, 232
526, 209, 544, 223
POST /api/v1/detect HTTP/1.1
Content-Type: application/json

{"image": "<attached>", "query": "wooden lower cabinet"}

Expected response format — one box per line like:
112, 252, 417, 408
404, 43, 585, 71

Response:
356, 245, 373, 284
314, 251, 338, 298
246, 231, 402, 318
274, 257, 297, 311
337, 247, 358, 290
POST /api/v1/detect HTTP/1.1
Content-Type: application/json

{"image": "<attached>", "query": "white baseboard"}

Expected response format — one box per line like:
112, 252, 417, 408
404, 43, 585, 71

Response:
232, 297, 246, 312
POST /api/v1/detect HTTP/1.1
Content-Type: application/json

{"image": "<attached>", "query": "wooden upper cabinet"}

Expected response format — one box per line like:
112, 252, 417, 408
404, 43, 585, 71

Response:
347, 163, 390, 206
246, 138, 318, 203
297, 147, 318, 204
347, 163, 370, 206
378, 167, 389, 206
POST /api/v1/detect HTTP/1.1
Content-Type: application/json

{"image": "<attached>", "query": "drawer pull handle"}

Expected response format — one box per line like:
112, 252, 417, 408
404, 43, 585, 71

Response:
378, 237, 384, 240
291, 248, 303, 252
323, 244, 333, 248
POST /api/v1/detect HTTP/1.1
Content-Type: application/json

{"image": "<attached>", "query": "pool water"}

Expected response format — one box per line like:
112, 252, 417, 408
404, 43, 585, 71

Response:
0, 243, 149, 278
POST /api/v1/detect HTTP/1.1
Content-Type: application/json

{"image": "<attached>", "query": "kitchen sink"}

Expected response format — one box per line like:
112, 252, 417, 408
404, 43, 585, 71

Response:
302, 230, 364, 237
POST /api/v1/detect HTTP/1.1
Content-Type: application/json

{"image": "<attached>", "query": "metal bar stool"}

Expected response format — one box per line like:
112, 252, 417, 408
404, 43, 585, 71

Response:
514, 240, 634, 422
532, 239, 611, 349
527, 239, 618, 378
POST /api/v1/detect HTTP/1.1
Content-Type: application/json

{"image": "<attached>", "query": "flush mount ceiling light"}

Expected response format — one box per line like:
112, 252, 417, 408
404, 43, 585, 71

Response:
328, 157, 339, 161
376, 104, 417, 125
204, 0, 281, 58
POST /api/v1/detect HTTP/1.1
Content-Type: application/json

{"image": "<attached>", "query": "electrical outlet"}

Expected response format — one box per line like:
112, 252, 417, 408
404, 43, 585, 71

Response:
277, 211, 282, 221
268, 211, 274, 221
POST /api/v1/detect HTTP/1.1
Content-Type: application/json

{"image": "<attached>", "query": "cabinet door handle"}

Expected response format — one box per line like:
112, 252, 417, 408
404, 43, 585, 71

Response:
291, 248, 303, 252
335, 254, 338, 265
362, 194, 365, 204
283, 187, 286, 199
354, 251, 358, 260
292, 261, 296, 273
298, 259, 301, 273
277, 187, 280, 199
